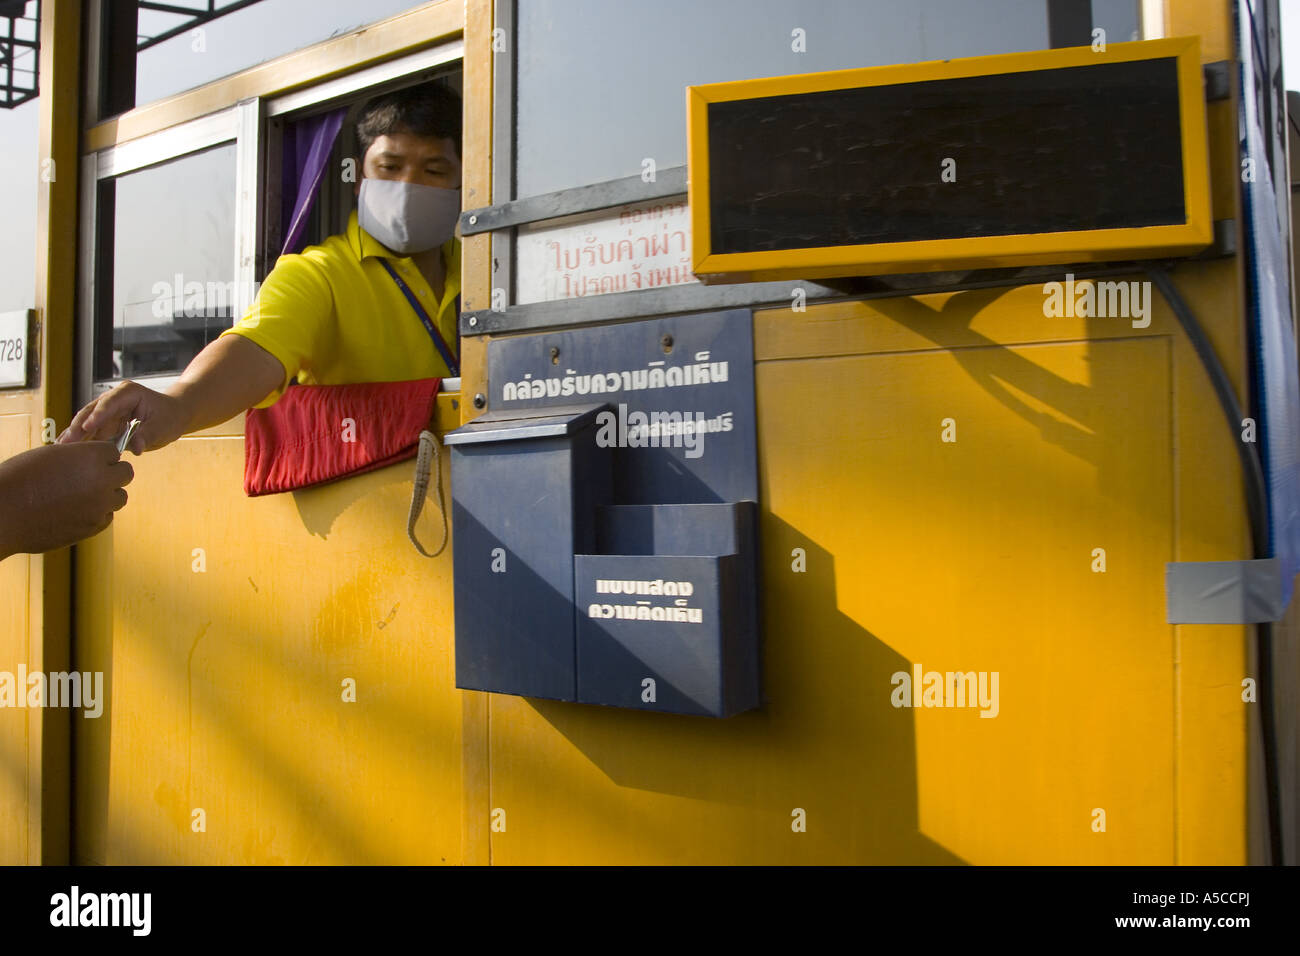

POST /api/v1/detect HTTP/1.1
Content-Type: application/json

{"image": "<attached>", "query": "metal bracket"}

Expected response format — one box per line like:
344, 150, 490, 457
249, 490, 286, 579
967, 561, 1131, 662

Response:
1204, 60, 1231, 102
460, 166, 687, 236
1166, 559, 1283, 623
459, 235, 1240, 336
1194, 219, 1237, 258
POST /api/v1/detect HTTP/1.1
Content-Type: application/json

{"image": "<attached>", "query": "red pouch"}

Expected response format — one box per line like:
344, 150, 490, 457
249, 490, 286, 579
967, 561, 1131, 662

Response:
243, 378, 441, 496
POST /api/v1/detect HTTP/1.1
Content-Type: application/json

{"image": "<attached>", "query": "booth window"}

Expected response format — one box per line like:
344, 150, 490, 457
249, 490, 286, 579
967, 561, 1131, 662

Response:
82, 54, 462, 398
94, 0, 435, 119
472, 0, 1141, 331
79, 4, 464, 401
93, 144, 236, 380
510, 0, 1140, 199
81, 102, 254, 396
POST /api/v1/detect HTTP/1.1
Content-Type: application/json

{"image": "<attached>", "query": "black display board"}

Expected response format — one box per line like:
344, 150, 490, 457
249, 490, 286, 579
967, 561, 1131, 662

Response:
706, 56, 1186, 253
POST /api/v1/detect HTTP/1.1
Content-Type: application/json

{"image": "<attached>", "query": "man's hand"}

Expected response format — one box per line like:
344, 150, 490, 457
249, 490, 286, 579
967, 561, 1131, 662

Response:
0, 442, 134, 559
59, 381, 190, 454
58, 334, 287, 455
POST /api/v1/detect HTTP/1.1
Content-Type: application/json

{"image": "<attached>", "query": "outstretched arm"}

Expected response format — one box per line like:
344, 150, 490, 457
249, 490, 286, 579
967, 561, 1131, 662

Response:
59, 334, 286, 454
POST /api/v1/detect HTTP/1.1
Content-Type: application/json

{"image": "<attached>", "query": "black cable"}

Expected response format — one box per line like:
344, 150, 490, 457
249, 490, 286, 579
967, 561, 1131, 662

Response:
1149, 264, 1285, 867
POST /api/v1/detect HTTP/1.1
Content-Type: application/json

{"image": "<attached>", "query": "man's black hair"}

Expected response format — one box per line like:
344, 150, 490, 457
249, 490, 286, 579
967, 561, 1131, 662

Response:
356, 81, 461, 160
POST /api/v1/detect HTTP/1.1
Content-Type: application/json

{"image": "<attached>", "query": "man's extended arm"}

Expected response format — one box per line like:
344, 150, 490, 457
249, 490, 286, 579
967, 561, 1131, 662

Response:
59, 334, 286, 454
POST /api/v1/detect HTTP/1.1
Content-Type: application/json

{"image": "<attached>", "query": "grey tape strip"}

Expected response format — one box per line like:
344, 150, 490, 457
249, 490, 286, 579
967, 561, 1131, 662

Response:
1166, 558, 1282, 623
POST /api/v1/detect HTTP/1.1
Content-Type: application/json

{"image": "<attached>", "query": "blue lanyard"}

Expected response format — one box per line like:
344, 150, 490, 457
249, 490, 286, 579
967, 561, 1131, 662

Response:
378, 257, 460, 377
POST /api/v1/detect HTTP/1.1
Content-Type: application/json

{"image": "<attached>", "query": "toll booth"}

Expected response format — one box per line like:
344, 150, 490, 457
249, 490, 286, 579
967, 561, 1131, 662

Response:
0, 0, 1297, 867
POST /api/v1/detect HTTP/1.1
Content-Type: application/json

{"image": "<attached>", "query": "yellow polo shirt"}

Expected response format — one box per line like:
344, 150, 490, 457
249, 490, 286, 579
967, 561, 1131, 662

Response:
221, 209, 461, 408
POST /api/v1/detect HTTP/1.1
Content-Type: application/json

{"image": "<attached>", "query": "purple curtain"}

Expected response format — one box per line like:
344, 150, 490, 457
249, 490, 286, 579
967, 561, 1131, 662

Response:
280, 107, 347, 257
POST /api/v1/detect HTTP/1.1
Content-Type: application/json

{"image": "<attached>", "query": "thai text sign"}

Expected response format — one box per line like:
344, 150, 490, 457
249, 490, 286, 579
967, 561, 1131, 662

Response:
516, 198, 698, 304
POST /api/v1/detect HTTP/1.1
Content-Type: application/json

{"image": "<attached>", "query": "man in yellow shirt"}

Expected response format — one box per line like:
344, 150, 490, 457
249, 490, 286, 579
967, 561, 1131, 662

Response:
60, 82, 463, 451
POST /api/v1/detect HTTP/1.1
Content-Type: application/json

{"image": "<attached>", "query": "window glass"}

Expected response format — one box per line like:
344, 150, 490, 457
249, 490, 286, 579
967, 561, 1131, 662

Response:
0, 0, 39, 314
515, 0, 1142, 198
115, 0, 428, 112
99, 144, 237, 380
1092, 0, 1141, 43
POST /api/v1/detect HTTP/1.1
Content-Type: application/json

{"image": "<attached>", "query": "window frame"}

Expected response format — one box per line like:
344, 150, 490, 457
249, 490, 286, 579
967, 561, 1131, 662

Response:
78, 104, 254, 402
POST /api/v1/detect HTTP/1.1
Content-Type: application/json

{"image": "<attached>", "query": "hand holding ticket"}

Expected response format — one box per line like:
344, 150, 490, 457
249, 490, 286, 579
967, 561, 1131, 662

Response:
58, 379, 194, 454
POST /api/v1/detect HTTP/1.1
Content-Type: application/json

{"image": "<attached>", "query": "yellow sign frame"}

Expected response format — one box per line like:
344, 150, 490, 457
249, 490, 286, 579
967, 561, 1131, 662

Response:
686, 37, 1213, 284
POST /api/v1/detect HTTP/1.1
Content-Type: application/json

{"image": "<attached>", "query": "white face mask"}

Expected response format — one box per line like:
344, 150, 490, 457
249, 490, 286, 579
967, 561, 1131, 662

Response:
357, 178, 461, 255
